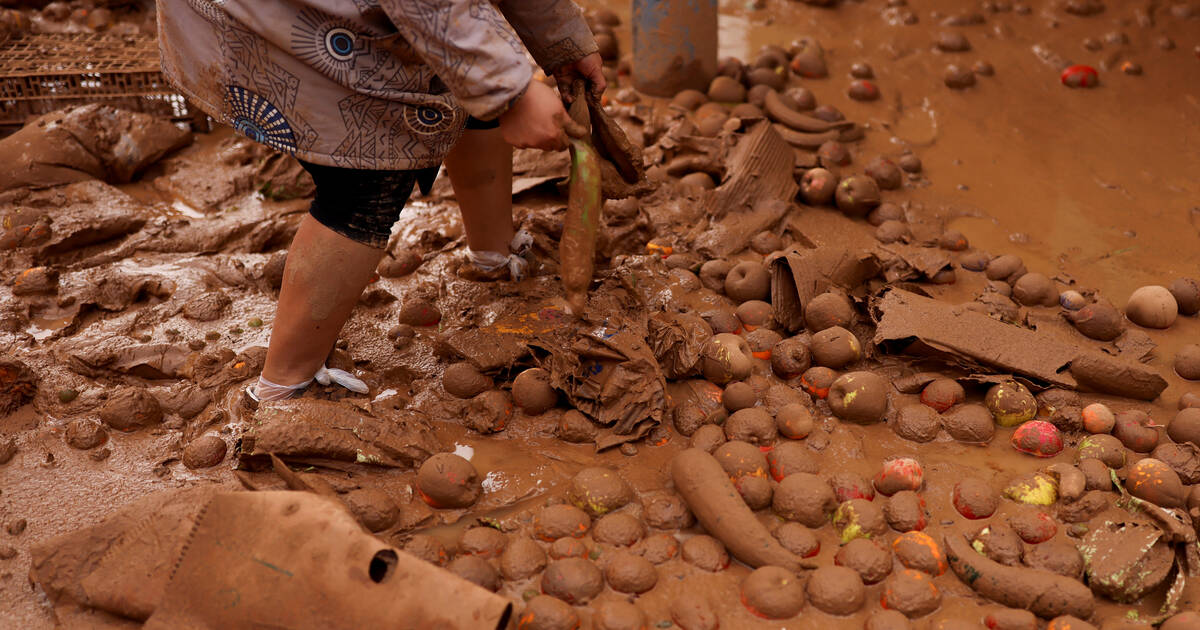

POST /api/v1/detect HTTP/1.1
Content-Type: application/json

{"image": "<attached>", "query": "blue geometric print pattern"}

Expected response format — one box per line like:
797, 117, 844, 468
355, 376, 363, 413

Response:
290, 8, 361, 86
225, 85, 298, 153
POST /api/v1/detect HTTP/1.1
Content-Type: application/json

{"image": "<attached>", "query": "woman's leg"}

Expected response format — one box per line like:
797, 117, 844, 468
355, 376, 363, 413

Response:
259, 215, 385, 390
444, 126, 515, 253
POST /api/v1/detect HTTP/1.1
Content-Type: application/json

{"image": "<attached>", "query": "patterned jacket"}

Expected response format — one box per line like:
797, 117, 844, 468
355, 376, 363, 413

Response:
157, 0, 596, 170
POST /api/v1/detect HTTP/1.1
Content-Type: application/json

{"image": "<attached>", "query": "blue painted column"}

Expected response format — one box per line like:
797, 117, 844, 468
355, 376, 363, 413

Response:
632, 0, 718, 96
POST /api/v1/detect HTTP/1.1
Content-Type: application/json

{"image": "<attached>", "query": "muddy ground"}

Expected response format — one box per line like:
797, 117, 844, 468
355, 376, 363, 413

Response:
2, 0, 1200, 628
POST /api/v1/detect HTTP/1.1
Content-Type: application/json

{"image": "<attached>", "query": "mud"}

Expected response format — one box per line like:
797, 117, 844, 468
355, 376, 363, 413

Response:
3, 0, 1200, 627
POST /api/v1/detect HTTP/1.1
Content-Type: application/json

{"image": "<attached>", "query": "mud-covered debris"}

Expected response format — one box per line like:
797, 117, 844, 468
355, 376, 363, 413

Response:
0, 437, 17, 465
182, 291, 232, 322
534, 318, 665, 436
98, 387, 163, 431
1, 181, 148, 261
11, 266, 59, 296
770, 247, 880, 332
28, 486, 221, 622
873, 288, 1167, 399
689, 122, 799, 258
0, 104, 193, 193
1079, 521, 1175, 602
239, 398, 439, 469
0, 357, 37, 416
647, 311, 712, 379
64, 419, 107, 450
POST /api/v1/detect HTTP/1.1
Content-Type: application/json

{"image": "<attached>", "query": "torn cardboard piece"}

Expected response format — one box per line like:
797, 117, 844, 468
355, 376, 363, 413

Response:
238, 398, 440, 469
686, 122, 799, 258
770, 246, 882, 333
29, 486, 222, 624
693, 198, 792, 260
872, 288, 1167, 400
874, 243, 954, 282
533, 319, 666, 437
144, 492, 512, 630
32, 488, 512, 629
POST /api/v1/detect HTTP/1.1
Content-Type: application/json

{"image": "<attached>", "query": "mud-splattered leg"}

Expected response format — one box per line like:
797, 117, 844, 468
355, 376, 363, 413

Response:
444, 127, 515, 253
260, 215, 384, 388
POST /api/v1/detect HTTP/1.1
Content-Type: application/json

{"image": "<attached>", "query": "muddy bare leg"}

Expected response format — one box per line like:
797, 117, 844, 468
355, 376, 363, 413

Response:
260, 215, 384, 388
444, 127, 514, 253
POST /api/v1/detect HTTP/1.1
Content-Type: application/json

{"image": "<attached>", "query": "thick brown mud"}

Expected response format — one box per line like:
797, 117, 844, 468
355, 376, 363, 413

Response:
1, 0, 1200, 628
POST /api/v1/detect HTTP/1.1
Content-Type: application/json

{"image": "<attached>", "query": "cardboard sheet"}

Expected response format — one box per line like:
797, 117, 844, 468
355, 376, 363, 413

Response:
872, 288, 1167, 400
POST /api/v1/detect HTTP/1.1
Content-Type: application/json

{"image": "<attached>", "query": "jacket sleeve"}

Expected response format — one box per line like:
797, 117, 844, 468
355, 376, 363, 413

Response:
378, 0, 534, 120
499, 0, 598, 72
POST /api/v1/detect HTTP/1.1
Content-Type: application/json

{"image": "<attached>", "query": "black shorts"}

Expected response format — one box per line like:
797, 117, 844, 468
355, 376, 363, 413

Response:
299, 116, 499, 249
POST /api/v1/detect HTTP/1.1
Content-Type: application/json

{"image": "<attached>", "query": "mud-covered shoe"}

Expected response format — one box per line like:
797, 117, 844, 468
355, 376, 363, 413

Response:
456, 228, 535, 282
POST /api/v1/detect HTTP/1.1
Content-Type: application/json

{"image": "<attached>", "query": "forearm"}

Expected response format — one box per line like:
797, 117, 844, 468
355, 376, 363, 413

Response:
379, 0, 534, 120
499, 0, 598, 72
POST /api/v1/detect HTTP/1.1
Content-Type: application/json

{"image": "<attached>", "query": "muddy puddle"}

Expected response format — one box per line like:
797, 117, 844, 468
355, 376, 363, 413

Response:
2, 0, 1200, 628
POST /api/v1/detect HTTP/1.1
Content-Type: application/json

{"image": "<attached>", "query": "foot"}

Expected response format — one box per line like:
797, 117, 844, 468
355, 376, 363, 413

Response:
455, 229, 534, 282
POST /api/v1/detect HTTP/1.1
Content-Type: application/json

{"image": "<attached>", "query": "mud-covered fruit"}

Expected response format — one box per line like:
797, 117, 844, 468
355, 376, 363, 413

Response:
1112, 410, 1159, 453
724, 262, 771, 303
1168, 408, 1200, 446
512, 368, 557, 415
1059, 290, 1087, 310
1002, 473, 1057, 506
1175, 344, 1200, 381
707, 75, 746, 103
891, 531, 946, 576
874, 457, 923, 496
700, 333, 754, 385
835, 175, 882, 217
800, 168, 838, 205
771, 337, 811, 378
1011, 421, 1064, 457
1168, 278, 1200, 315
920, 378, 964, 412
776, 404, 814, 439
699, 259, 732, 293
1012, 273, 1059, 307
740, 566, 805, 619
833, 499, 888, 543
1081, 403, 1115, 434
1060, 64, 1098, 87
984, 381, 1037, 427
810, 326, 861, 369
443, 362, 492, 399
828, 371, 888, 424
1066, 302, 1125, 341
806, 565, 866, 615
952, 478, 997, 519
880, 569, 941, 618
804, 292, 854, 332
1125, 285, 1178, 329
1127, 457, 1186, 508
417, 453, 482, 509
1076, 434, 1127, 469
800, 366, 837, 399
1008, 508, 1057, 544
